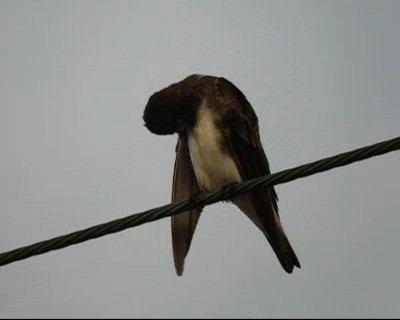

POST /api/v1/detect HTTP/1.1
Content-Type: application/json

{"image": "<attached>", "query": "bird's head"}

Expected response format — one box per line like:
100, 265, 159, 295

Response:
143, 85, 201, 135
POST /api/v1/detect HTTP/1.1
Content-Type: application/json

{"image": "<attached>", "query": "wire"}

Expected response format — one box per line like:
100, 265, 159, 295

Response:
0, 136, 398, 268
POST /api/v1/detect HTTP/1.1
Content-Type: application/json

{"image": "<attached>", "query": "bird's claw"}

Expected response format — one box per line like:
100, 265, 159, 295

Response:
221, 182, 240, 202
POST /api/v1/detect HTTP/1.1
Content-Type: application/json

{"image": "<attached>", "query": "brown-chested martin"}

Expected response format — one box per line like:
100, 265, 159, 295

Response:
143, 74, 300, 275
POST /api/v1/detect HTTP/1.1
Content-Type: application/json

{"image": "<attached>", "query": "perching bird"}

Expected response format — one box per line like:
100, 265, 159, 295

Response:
143, 74, 300, 275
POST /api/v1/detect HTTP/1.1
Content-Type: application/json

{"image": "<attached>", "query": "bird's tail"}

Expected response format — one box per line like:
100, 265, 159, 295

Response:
234, 193, 300, 273
268, 222, 301, 273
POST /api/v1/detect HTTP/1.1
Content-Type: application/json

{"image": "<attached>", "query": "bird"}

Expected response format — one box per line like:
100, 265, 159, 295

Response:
143, 74, 300, 275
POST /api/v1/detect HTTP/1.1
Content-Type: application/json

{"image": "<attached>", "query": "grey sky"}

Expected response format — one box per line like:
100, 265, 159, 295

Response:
1, 0, 399, 318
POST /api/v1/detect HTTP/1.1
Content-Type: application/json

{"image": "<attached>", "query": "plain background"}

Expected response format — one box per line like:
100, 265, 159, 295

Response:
1, 0, 399, 318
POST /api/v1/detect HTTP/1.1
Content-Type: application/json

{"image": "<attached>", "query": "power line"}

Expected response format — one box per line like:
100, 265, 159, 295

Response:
0, 136, 398, 268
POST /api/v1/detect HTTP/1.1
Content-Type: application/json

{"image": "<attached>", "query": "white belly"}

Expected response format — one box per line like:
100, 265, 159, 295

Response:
187, 103, 242, 191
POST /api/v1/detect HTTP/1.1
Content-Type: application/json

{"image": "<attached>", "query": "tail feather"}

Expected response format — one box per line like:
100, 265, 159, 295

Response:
234, 193, 300, 273
270, 231, 301, 273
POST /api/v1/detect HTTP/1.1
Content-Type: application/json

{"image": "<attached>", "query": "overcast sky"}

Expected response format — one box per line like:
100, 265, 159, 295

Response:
1, 0, 399, 318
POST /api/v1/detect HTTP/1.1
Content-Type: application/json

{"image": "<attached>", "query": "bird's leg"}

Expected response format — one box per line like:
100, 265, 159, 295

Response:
221, 181, 240, 202
187, 190, 204, 210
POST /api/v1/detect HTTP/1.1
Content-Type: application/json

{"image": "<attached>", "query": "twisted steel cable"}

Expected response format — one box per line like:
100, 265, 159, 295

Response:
0, 136, 398, 267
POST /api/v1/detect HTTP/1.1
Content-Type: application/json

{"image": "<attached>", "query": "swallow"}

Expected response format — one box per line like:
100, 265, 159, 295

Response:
143, 74, 300, 275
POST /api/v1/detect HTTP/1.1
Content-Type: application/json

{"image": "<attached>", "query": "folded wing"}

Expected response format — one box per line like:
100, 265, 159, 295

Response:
171, 134, 203, 276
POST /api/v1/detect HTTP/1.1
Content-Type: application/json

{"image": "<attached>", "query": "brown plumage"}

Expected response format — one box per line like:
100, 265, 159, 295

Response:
143, 74, 300, 275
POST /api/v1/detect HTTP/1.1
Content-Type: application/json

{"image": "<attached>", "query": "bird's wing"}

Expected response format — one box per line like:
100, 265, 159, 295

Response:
217, 77, 300, 273
216, 77, 278, 209
171, 133, 203, 276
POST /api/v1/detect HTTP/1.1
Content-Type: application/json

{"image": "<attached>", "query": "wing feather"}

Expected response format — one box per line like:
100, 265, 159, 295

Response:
217, 77, 300, 272
171, 134, 203, 276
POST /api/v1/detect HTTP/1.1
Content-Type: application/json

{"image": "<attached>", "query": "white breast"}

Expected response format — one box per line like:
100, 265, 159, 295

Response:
187, 102, 242, 191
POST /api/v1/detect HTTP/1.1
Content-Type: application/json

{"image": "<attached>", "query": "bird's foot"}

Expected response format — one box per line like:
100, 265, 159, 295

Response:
188, 191, 204, 209
221, 181, 240, 202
